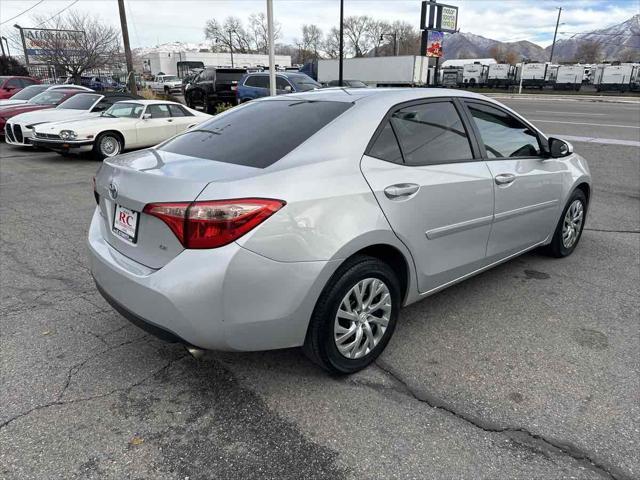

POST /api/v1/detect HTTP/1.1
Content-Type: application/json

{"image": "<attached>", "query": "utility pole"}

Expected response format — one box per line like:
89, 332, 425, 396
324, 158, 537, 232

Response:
117, 0, 137, 95
0, 37, 5, 57
338, 0, 344, 86
267, 0, 276, 96
549, 7, 562, 63
229, 30, 235, 67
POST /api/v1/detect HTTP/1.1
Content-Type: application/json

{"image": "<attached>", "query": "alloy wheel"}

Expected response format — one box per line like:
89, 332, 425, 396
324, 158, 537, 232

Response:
334, 278, 392, 359
562, 199, 584, 248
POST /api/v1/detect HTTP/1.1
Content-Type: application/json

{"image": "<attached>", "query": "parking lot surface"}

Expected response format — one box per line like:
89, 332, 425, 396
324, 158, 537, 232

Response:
1, 97, 638, 480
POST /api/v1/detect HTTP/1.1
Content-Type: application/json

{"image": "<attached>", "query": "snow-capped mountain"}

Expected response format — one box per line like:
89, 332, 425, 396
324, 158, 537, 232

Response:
545, 14, 640, 61
442, 15, 638, 62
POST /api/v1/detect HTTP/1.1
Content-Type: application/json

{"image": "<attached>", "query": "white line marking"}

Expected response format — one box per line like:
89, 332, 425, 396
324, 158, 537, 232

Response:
535, 111, 607, 116
551, 134, 640, 147
530, 119, 640, 129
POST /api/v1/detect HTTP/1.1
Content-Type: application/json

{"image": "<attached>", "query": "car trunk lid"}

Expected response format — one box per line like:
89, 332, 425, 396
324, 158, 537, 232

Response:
95, 148, 259, 268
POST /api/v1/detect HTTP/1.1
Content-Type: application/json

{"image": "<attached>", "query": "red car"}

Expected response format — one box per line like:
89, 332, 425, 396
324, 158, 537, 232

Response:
0, 76, 40, 100
0, 88, 82, 137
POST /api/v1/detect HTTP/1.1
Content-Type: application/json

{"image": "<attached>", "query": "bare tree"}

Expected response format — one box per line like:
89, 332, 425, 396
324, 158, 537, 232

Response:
504, 50, 519, 65
323, 27, 341, 59
386, 20, 419, 55
28, 11, 121, 82
366, 19, 390, 56
248, 12, 280, 54
489, 45, 504, 62
204, 16, 251, 54
343, 16, 372, 57
618, 48, 637, 63
302, 24, 323, 59
574, 41, 602, 63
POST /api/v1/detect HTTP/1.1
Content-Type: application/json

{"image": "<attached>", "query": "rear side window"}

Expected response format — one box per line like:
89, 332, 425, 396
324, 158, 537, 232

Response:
368, 123, 403, 164
390, 101, 473, 165
159, 100, 352, 168
168, 104, 193, 117
245, 75, 268, 88
466, 102, 541, 158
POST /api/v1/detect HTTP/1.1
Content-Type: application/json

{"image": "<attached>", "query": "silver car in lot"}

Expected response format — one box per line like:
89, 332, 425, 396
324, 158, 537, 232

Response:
90, 88, 591, 374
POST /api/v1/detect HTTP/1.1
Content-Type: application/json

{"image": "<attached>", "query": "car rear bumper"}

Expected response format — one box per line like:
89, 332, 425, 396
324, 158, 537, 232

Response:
88, 208, 332, 351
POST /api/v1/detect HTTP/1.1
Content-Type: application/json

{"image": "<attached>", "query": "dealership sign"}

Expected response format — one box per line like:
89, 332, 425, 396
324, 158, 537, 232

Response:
18, 27, 86, 65
420, 1, 459, 34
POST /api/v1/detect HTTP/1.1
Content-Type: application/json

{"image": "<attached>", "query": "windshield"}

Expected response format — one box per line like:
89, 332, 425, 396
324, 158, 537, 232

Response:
291, 77, 321, 91
9, 85, 48, 100
57, 93, 102, 110
28, 91, 66, 105
102, 102, 144, 118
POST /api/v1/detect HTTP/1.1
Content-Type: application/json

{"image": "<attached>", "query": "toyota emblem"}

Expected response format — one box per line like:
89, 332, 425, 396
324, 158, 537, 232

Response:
108, 182, 118, 200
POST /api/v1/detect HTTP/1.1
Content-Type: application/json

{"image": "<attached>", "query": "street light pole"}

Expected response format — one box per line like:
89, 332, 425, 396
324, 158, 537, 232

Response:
549, 7, 562, 63
338, 0, 344, 86
267, 0, 276, 96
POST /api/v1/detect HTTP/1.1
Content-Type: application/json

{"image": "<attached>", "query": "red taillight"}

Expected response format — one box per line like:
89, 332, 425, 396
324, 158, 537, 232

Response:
143, 198, 285, 249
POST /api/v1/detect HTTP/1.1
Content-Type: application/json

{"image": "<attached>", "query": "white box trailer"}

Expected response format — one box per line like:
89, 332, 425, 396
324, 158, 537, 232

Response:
594, 64, 637, 92
317, 56, 431, 87
461, 63, 488, 87
516, 63, 548, 89
553, 65, 584, 90
486, 64, 514, 87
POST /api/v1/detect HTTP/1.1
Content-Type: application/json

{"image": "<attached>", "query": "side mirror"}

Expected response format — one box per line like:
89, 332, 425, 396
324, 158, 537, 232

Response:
283, 85, 292, 93
548, 137, 573, 158
142, 113, 152, 120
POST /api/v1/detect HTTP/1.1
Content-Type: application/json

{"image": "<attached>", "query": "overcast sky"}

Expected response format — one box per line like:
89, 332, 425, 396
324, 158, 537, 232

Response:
1, 0, 638, 51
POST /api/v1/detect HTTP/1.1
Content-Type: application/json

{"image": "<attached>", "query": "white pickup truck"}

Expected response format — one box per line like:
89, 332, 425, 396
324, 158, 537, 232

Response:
148, 75, 183, 94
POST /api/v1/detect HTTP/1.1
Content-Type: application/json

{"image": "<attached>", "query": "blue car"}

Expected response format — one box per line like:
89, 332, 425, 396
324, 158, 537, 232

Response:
237, 72, 321, 102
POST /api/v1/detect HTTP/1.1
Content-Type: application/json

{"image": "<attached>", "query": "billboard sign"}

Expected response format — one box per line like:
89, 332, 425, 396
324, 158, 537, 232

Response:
438, 5, 458, 32
19, 27, 86, 65
425, 31, 444, 57
420, 2, 459, 33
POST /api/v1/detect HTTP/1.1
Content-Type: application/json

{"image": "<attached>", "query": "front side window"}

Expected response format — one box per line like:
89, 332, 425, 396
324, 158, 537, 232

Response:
291, 76, 321, 91
390, 101, 473, 165
276, 76, 292, 90
58, 93, 102, 110
102, 102, 144, 118
467, 102, 541, 158
159, 99, 352, 168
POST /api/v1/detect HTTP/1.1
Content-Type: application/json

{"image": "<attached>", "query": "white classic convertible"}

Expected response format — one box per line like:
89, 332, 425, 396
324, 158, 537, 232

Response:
31, 100, 210, 159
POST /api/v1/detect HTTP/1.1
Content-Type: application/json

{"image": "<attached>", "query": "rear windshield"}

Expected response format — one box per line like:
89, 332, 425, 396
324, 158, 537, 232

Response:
159, 99, 352, 168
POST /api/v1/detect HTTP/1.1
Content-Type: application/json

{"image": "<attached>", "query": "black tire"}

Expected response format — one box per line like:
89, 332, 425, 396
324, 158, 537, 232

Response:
543, 189, 588, 258
92, 132, 122, 161
303, 255, 401, 374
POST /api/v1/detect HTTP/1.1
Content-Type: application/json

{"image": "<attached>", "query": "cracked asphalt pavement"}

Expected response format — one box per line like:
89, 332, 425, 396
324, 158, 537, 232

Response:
1, 98, 639, 479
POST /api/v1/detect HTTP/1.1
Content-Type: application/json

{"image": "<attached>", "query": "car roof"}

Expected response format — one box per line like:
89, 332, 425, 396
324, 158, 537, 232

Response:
112, 99, 181, 105
281, 87, 491, 105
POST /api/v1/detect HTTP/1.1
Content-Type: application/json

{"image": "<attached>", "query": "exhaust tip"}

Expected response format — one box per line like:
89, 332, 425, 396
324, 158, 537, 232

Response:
185, 345, 206, 359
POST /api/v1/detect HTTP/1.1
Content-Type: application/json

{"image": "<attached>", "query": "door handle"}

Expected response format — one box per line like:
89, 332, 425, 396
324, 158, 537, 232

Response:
384, 183, 419, 199
495, 173, 516, 185
167, 119, 174, 122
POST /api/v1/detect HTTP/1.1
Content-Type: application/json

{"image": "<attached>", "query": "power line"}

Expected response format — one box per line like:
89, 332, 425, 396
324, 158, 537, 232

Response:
0, 0, 46, 26
36, 0, 80, 27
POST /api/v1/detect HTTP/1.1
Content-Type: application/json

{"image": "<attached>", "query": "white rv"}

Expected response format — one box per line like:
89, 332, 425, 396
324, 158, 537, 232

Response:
594, 64, 638, 92
317, 56, 430, 87
553, 65, 584, 90
516, 63, 548, 89
486, 64, 514, 88
461, 63, 488, 87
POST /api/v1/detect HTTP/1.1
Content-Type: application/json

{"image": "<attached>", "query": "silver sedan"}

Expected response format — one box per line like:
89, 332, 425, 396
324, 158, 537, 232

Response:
90, 88, 591, 374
